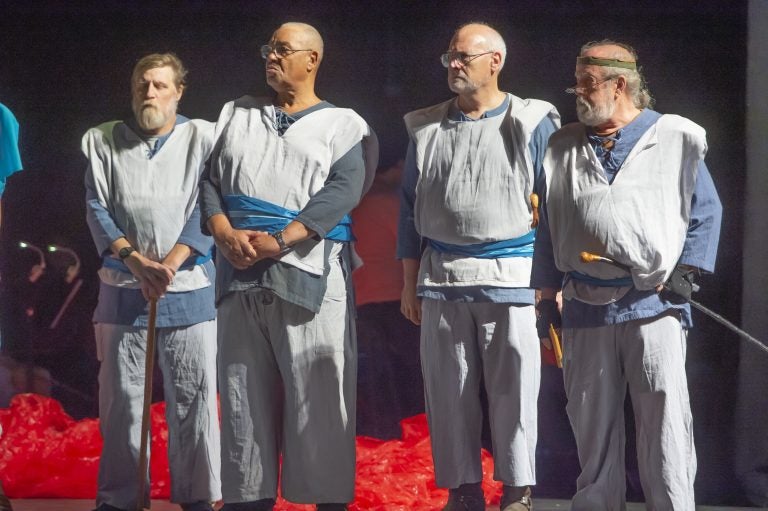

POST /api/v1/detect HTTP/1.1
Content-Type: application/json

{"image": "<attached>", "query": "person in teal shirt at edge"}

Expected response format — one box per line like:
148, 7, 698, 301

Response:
0, 101, 23, 511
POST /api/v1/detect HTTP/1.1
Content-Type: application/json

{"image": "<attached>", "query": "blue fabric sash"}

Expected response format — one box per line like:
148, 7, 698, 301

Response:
102, 248, 213, 273
427, 230, 535, 259
568, 271, 633, 287
224, 195, 354, 242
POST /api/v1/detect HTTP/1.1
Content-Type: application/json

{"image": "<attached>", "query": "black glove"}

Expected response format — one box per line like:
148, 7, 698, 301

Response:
535, 299, 561, 339
664, 265, 699, 302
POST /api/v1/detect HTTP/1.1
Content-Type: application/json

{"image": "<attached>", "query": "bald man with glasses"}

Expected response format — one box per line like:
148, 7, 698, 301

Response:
398, 22, 559, 511
200, 22, 377, 511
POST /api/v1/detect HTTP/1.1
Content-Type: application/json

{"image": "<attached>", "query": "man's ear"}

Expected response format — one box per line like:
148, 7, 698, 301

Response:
490, 51, 503, 73
615, 75, 627, 97
307, 51, 320, 72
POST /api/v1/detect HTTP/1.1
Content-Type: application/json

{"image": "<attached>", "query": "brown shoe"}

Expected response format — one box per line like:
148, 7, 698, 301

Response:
500, 486, 532, 511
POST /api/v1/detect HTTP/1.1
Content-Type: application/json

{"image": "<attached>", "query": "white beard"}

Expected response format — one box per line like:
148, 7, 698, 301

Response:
132, 99, 177, 132
576, 93, 616, 126
448, 75, 480, 95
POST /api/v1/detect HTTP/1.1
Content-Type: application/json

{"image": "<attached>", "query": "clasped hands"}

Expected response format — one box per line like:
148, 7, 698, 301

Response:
123, 252, 177, 302
215, 227, 282, 270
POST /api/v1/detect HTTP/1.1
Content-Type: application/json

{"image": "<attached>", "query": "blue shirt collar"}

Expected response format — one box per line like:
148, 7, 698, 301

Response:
447, 94, 509, 122
126, 114, 189, 158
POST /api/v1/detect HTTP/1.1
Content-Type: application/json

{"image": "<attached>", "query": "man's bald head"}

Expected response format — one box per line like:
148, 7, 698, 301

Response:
277, 22, 324, 63
265, 22, 325, 94
452, 22, 507, 68
577, 39, 652, 109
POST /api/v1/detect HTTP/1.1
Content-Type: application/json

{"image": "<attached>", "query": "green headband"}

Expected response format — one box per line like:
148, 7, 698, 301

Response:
577, 56, 637, 70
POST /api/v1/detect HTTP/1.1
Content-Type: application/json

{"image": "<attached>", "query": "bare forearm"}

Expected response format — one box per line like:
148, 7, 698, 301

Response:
162, 244, 193, 272
279, 220, 316, 247
206, 213, 234, 241
402, 258, 420, 287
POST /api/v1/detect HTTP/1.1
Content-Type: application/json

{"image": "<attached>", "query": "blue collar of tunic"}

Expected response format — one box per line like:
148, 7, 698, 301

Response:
586, 108, 661, 182
125, 114, 189, 159
274, 100, 334, 135
447, 94, 510, 122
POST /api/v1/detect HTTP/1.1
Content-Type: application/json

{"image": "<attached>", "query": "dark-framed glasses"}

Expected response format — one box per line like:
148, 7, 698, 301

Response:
440, 50, 494, 68
260, 44, 313, 60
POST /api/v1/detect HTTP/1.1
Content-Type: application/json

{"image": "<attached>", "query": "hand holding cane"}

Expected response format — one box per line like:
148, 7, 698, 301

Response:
136, 297, 158, 511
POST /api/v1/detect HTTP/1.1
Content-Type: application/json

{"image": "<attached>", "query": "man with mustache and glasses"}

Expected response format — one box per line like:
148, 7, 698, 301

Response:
531, 41, 722, 510
199, 22, 376, 511
398, 22, 559, 511
82, 53, 221, 511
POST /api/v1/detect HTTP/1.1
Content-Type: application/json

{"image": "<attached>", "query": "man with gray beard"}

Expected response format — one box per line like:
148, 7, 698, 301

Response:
532, 41, 722, 510
398, 22, 559, 511
82, 53, 221, 511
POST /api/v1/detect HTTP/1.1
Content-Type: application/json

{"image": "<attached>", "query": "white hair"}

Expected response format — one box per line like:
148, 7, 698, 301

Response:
580, 39, 654, 109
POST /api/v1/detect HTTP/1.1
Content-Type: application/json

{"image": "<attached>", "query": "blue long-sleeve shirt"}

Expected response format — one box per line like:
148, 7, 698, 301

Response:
397, 95, 558, 304
85, 115, 216, 328
531, 109, 723, 328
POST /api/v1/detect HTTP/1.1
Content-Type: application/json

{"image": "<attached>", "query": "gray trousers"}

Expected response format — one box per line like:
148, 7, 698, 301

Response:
95, 320, 221, 510
420, 298, 540, 489
563, 312, 696, 511
217, 268, 356, 504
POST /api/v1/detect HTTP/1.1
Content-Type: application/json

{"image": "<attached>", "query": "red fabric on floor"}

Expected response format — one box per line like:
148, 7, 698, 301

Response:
0, 394, 502, 508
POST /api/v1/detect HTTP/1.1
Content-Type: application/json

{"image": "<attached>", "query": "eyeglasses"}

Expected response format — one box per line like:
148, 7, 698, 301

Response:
565, 77, 615, 95
260, 44, 313, 60
440, 51, 494, 68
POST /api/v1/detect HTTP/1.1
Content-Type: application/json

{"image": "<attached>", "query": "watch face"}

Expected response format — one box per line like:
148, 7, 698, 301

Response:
119, 247, 135, 259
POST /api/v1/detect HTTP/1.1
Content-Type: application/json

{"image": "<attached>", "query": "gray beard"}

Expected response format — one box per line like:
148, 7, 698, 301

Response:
576, 96, 615, 126
448, 76, 479, 95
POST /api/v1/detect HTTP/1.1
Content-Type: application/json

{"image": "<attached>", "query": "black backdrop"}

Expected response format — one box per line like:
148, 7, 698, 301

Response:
0, 0, 749, 505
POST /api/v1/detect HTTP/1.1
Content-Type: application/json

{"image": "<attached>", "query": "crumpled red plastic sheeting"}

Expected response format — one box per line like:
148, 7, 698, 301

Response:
0, 394, 171, 499
1, 396, 502, 509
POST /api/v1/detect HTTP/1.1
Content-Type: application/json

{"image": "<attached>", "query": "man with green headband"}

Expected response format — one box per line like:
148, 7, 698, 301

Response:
532, 40, 722, 510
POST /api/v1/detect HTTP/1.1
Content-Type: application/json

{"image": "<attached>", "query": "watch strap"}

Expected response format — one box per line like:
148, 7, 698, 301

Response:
118, 246, 136, 260
272, 230, 289, 252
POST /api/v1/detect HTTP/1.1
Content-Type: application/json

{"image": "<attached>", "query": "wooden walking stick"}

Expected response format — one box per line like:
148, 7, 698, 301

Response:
136, 297, 158, 511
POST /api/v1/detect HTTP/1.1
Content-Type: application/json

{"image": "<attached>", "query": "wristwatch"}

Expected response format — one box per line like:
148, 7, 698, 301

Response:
271, 230, 289, 252
118, 246, 136, 260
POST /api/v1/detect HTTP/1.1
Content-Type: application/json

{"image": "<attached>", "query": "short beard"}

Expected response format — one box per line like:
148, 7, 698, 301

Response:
576, 95, 615, 126
132, 98, 177, 133
448, 75, 480, 95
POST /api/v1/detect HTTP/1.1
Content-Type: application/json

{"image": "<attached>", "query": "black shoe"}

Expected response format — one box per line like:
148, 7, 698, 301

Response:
221, 499, 275, 511
441, 494, 485, 511
182, 501, 215, 511
0, 493, 11, 511
93, 505, 126, 511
